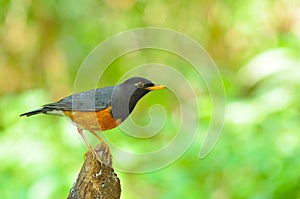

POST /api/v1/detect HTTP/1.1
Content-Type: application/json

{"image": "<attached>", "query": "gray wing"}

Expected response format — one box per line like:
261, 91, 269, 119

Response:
43, 86, 114, 111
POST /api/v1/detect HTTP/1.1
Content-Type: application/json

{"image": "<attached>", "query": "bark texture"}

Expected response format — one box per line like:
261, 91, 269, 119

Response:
67, 144, 121, 199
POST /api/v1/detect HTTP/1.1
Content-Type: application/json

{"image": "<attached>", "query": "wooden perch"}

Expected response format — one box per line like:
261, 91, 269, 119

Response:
68, 143, 121, 199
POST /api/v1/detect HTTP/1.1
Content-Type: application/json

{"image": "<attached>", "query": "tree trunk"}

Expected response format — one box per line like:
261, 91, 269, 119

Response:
67, 144, 121, 199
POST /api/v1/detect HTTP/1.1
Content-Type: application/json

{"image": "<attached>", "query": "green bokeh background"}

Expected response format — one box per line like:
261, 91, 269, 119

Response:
1, 0, 300, 198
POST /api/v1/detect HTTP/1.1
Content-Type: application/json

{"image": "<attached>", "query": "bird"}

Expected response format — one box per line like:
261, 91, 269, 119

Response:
20, 77, 166, 163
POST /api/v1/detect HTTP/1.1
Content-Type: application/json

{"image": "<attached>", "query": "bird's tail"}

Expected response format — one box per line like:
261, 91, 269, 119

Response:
20, 108, 45, 117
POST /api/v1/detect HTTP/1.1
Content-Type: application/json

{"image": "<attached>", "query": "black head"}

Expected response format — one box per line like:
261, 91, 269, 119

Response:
122, 77, 165, 90
111, 77, 165, 121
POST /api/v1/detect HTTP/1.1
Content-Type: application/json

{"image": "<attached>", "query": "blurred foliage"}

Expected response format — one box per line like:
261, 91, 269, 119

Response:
1, 0, 300, 198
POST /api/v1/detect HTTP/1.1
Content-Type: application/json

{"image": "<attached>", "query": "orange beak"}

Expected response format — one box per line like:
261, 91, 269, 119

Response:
146, 85, 166, 90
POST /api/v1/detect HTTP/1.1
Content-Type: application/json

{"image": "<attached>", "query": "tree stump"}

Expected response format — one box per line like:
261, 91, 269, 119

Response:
67, 144, 121, 199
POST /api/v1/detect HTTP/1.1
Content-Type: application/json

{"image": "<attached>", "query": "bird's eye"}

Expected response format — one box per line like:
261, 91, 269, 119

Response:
135, 82, 144, 88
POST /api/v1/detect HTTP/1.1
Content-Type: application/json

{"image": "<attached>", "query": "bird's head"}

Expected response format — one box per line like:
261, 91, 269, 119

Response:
122, 76, 165, 91
111, 77, 165, 120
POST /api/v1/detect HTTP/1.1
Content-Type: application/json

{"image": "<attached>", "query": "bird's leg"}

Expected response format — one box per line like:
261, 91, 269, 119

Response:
89, 130, 111, 161
77, 128, 102, 163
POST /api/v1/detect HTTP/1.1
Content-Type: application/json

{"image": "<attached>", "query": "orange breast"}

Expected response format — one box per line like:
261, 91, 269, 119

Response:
64, 106, 120, 131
